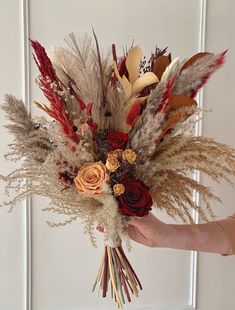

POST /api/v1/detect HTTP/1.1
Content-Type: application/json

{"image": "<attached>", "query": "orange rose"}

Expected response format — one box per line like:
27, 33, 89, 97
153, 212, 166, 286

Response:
74, 162, 109, 194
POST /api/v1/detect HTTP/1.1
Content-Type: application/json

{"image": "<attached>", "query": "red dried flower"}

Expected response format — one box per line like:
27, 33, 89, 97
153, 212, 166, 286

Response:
106, 131, 128, 150
117, 178, 152, 217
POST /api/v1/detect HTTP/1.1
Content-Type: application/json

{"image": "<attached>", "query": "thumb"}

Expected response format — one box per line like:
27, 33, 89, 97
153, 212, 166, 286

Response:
96, 225, 104, 232
127, 216, 146, 227
127, 212, 155, 227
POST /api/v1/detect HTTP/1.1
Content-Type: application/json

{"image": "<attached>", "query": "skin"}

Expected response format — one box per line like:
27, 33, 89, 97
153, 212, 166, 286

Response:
97, 212, 230, 255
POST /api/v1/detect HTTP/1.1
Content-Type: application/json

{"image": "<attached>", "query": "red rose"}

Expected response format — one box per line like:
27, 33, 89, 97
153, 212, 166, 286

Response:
117, 178, 152, 217
106, 131, 128, 150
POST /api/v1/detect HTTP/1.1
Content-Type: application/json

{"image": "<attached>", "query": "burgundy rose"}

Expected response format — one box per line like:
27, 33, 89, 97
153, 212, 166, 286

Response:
117, 178, 152, 217
106, 131, 128, 150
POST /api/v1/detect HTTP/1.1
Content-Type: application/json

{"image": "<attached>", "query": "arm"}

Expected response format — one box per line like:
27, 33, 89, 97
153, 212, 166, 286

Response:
125, 213, 234, 255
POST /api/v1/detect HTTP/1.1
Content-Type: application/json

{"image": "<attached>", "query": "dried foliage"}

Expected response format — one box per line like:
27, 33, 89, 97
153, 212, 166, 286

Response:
135, 130, 235, 223
1, 33, 234, 247
2, 95, 54, 162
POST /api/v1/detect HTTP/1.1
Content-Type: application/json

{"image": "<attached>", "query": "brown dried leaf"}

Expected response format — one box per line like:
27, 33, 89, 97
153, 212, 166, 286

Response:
168, 94, 197, 110
156, 111, 182, 145
153, 55, 170, 80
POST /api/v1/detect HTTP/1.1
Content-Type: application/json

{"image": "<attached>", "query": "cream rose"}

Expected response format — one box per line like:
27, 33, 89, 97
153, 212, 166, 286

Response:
122, 149, 137, 164
74, 162, 109, 194
113, 183, 125, 196
106, 155, 120, 172
108, 149, 123, 158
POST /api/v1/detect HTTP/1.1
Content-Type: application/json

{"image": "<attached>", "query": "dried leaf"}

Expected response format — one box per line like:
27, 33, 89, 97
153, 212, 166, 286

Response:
125, 46, 143, 84
34, 101, 54, 117
156, 111, 182, 145
168, 94, 197, 110
153, 55, 170, 80
113, 62, 132, 97
161, 57, 180, 82
126, 99, 142, 127
132, 72, 158, 94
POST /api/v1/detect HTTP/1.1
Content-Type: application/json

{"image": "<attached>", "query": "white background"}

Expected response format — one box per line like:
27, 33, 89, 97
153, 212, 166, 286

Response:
0, 1, 235, 309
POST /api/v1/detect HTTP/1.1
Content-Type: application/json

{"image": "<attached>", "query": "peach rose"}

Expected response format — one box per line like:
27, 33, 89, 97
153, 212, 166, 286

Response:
113, 183, 125, 196
106, 155, 120, 172
74, 162, 109, 194
108, 149, 123, 158
122, 149, 137, 164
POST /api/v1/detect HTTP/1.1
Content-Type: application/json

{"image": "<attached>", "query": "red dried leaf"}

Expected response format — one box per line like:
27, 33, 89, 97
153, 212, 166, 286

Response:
30, 39, 78, 143
126, 99, 142, 127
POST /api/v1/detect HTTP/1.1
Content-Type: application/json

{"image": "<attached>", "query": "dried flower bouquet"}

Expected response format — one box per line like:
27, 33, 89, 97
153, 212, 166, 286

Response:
1, 32, 235, 308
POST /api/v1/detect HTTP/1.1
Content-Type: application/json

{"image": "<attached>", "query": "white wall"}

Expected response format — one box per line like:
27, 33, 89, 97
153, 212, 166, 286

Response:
0, 1, 25, 309
198, 2, 235, 309
0, 1, 234, 310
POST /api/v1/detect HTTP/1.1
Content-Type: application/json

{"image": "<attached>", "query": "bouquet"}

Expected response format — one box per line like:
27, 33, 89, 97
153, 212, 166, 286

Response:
1, 32, 235, 308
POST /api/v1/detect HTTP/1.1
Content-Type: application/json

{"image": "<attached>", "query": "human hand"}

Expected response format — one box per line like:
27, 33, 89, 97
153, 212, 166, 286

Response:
124, 212, 167, 247
97, 212, 233, 254
97, 212, 166, 248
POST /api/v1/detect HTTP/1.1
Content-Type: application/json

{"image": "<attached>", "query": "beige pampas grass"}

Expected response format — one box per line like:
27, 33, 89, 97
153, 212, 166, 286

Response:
135, 132, 235, 223
1, 34, 234, 245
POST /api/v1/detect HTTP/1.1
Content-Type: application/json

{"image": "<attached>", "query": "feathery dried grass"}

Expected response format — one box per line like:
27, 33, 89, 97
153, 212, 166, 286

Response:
0, 121, 125, 244
1, 35, 233, 241
149, 170, 220, 223
51, 33, 126, 131
2, 95, 54, 162
174, 52, 225, 96
134, 133, 235, 223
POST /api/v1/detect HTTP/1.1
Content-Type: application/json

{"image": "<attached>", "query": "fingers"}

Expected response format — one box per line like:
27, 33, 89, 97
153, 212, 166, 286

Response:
96, 225, 104, 232
125, 225, 141, 243
128, 212, 155, 227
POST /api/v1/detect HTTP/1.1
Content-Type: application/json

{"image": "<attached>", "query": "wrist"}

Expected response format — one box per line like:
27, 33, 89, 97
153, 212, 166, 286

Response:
153, 221, 176, 248
155, 222, 190, 249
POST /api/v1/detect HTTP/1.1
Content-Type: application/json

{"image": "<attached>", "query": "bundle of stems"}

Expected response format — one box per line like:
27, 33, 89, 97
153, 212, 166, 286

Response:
93, 245, 142, 308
